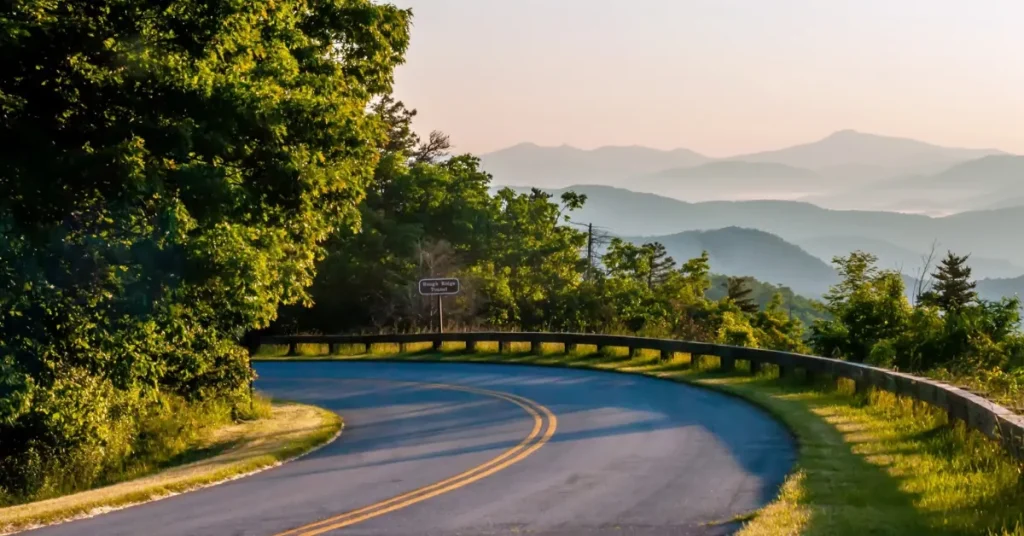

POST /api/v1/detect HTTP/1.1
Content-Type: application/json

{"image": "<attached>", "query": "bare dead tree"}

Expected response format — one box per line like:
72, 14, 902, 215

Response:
411, 130, 451, 164
913, 240, 939, 306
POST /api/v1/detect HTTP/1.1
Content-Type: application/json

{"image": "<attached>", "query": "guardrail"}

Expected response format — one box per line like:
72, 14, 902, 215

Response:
253, 331, 1024, 462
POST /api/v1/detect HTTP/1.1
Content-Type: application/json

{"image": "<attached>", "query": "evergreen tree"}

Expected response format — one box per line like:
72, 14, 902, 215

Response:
920, 252, 977, 312
725, 276, 759, 314
643, 242, 676, 290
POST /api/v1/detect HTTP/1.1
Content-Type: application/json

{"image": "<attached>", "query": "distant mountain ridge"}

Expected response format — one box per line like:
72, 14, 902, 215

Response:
615, 226, 1024, 303
778, 154, 1024, 213
480, 130, 1009, 191
977, 276, 1024, 302
888, 155, 1024, 190
731, 129, 1003, 170
527, 184, 1024, 269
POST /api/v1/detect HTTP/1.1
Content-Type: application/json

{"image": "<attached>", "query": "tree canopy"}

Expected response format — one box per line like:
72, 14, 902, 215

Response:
0, 0, 410, 500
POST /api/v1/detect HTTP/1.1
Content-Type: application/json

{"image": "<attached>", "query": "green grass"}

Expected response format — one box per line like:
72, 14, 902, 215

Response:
254, 342, 1024, 536
0, 401, 342, 534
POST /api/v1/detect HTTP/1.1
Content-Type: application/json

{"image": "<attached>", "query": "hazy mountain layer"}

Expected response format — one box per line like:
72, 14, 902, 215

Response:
531, 185, 1024, 268
623, 227, 839, 297
481, 130, 1008, 197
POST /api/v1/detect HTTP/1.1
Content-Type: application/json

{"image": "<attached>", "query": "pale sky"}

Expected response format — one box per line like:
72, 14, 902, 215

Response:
389, 0, 1024, 157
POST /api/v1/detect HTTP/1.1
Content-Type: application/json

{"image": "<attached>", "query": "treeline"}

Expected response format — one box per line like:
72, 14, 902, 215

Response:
0, 0, 411, 503
270, 100, 809, 353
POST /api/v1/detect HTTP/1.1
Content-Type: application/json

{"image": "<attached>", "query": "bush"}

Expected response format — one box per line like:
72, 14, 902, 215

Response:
0, 392, 250, 506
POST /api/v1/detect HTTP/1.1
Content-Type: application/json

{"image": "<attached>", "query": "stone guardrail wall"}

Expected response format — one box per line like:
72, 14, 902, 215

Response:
254, 331, 1024, 462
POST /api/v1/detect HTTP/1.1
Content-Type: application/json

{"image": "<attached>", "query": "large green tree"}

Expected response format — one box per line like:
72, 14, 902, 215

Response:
920, 252, 978, 312
810, 252, 912, 362
0, 0, 409, 498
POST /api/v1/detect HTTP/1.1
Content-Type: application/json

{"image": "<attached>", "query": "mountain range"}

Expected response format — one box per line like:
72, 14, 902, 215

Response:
521, 185, 1024, 271
481, 130, 1020, 212
729, 129, 1000, 171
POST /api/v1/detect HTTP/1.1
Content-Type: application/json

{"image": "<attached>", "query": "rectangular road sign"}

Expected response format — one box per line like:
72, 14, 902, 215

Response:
418, 278, 460, 296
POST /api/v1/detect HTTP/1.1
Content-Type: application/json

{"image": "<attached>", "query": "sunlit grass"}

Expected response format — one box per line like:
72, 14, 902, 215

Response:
255, 343, 1024, 535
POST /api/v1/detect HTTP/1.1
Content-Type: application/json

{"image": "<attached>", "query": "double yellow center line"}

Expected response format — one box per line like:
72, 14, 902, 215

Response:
274, 382, 557, 536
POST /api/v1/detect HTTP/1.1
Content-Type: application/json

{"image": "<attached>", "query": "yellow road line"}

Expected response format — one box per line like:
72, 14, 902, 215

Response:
274, 382, 557, 536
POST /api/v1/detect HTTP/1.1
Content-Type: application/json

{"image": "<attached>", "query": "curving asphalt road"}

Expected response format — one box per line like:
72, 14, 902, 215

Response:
25, 362, 795, 536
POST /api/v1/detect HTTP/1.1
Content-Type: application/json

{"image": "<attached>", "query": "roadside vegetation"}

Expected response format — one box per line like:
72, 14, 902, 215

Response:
0, 400, 341, 534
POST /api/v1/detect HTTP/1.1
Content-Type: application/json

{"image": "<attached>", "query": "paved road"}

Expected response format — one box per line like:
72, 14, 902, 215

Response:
27, 362, 795, 536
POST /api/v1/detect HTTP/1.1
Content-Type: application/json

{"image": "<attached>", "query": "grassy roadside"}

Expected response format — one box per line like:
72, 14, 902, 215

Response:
0, 401, 342, 535
256, 342, 1024, 536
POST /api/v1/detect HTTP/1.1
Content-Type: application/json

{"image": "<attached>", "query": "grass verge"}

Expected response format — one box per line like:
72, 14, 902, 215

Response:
0, 401, 342, 535
255, 342, 1024, 536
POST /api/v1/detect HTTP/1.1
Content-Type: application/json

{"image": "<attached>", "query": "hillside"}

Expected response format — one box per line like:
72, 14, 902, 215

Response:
977, 276, 1024, 301
479, 130, 1004, 194
624, 227, 840, 297
964, 187, 1024, 212
981, 195, 1024, 210
542, 185, 1024, 268
800, 154, 1024, 213
888, 155, 1024, 191
478, 143, 709, 187
796, 236, 1024, 279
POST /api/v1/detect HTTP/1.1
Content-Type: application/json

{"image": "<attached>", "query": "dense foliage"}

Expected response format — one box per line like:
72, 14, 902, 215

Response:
0, 0, 409, 502
810, 252, 1024, 395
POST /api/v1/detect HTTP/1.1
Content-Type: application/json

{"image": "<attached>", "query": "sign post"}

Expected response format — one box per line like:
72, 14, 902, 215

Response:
418, 278, 460, 333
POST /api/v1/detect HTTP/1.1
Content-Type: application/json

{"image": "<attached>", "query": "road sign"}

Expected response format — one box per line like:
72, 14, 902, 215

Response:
418, 278, 460, 296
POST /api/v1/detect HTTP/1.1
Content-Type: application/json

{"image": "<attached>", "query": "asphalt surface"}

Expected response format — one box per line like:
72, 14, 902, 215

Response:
26, 361, 796, 536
